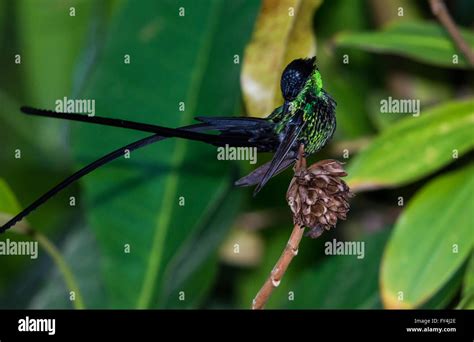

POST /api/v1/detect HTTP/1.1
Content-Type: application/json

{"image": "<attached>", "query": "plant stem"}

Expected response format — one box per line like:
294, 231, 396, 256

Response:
31, 230, 85, 309
3, 214, 87, 310
2, 213, 85, 308
429, 0, 474, 66
252, 144, 307, 310
252, 224, 305, 309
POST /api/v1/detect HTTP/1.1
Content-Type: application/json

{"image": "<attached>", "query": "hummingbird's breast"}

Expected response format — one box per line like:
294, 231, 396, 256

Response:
270, 89, 336, 156
300, 93, 336, 154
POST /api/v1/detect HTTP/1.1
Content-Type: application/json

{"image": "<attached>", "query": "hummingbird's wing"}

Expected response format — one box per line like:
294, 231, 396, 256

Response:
195, 116, 279, 152
234, 157, 295, 187
253, 113, 306, 195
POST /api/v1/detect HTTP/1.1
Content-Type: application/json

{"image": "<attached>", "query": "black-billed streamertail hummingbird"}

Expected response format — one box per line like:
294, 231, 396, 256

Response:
0, 57, 336, 233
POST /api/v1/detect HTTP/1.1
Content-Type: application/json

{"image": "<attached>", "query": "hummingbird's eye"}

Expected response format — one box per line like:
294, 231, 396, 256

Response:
280, 57, 316, 101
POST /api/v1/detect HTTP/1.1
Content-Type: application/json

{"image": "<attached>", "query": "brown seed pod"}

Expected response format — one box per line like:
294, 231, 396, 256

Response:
286, 159, 353, 239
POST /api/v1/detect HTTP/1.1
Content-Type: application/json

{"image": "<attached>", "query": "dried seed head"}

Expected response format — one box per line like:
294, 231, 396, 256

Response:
286, 159, 353, 239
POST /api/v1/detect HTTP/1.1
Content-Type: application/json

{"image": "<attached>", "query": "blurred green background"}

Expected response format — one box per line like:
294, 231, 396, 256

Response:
0, 0, 473, 309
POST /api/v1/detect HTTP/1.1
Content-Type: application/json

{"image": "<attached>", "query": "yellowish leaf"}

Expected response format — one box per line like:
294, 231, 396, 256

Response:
241, 0, 322, 117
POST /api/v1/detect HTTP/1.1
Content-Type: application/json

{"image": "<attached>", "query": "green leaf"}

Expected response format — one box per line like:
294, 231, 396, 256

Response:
158, 187, 242, 308
281, 229, 389, 309
17, 0, 94, 105
421, 266, 463, 309
17, 0, 94, 149
459, 252, 474, 309
0, 179, 32, 298
0, 178, 22, 215
241, 0, 322, 117
334, 21, 474, 69
314, 0, 375, 139
29, 228, 106, 309
0, 179, 87, 309
464, 253, 474, 294
346, 98, 474, 191
381, 165, 474, 308
0, 92, 78, 235
73, 0, 259, 308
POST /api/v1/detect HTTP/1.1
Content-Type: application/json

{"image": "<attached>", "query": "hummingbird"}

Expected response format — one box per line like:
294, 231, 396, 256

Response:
0, 56, 336, 233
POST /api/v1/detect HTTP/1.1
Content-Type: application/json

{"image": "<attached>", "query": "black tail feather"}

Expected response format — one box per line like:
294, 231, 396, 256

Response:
0, 122, 212, 233
1, 106, 286, 232
196, 116, 278, 152
20, 106, 254, 147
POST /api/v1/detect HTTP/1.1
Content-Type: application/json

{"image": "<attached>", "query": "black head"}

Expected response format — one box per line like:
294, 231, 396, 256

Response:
280, 57, 317, 101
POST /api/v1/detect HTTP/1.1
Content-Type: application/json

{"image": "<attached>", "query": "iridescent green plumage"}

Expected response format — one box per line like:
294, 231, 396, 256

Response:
271, 67, 336, 155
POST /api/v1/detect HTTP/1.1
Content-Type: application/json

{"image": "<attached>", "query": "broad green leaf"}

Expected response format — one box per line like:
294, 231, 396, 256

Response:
0, 179, 87, 310
0, 177, 30, 234
17, 0, 94, 149
282, 229, 389, 309
459, 252, 474, 309
346, 98, 474, 191
0, 178, 32, 300
464, 253, 474, 294
421, 266, 463, 309
0, 92, 49, 151
72, 0, 125, 96
159, 187, 242, 308
0, 91, 78, 235
29, 228, 106, 309
17, 0, 93, 105
0, 0, 98, 237
334, 21, 474, 69
318, 2, 441, 139
73, 0, 259, 308
367, 77, 453, 132
314, 0, 374, 139
241, 0, 322, 117
0, 178, 22, 215
381, 165, 474, 308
